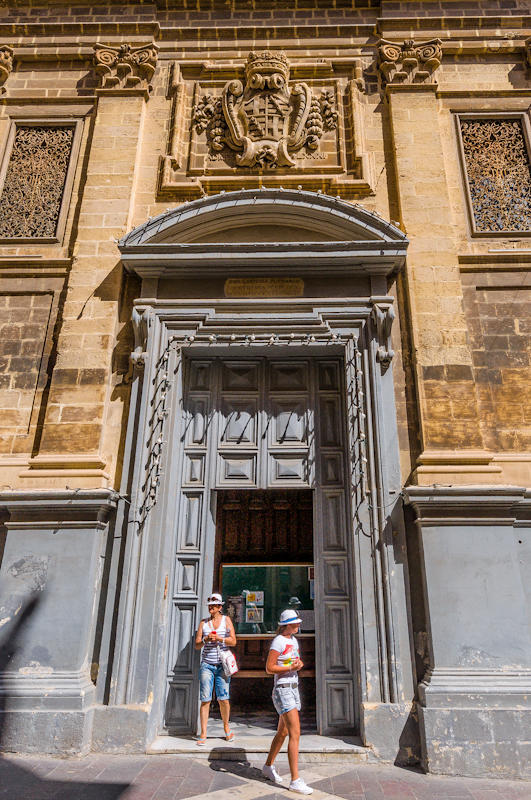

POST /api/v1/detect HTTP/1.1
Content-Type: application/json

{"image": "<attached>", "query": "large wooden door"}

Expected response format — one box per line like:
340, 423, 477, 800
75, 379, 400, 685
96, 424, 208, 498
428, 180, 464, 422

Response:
164, 357, 357, 735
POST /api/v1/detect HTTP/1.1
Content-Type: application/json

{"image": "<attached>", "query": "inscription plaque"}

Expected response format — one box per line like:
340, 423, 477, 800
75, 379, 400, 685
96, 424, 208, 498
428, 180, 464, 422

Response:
224, 277, 304, 298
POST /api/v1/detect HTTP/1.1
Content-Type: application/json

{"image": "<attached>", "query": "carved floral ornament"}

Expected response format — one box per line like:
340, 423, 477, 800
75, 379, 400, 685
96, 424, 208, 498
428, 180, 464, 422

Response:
192, 50, 338, 169
0, 44, 13, 94
377, 38, 442, 85
93, 42, 159, 93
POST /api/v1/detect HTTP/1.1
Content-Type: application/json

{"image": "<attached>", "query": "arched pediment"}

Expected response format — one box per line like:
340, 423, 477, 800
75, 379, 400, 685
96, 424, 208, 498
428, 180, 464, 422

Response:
119, 189, 408, 278
121, 188, 405, 246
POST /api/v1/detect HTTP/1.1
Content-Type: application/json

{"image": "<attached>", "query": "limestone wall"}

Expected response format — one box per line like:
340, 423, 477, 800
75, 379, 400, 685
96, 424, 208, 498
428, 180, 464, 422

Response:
0, 0, 528, 492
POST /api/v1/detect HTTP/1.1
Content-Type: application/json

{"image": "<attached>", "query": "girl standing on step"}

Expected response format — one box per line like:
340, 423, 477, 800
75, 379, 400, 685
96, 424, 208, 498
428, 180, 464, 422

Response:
194, 593, 237, 746
262, 609, 313, 795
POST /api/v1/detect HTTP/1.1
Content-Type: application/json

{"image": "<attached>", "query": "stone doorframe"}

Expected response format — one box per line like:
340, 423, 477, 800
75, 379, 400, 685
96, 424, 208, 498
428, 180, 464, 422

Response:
97, 190, 416, 759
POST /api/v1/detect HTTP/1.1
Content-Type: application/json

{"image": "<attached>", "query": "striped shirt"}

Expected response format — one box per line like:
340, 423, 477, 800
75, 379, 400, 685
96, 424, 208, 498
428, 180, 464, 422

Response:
201, 616, 230, 665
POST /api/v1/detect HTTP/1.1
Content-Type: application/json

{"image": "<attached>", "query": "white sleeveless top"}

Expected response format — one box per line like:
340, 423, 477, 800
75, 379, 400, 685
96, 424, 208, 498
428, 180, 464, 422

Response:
201, 616, 230, 665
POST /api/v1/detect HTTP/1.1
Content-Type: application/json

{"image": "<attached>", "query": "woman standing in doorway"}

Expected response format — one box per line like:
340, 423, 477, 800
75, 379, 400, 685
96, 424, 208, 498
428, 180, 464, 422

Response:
194, 592, 237, 745
262, 609, 313, 795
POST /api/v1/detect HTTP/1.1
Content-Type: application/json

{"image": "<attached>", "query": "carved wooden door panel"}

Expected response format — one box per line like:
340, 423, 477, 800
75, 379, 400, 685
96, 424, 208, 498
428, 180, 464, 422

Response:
313, 359, 356, 733
164, 356, 356, 735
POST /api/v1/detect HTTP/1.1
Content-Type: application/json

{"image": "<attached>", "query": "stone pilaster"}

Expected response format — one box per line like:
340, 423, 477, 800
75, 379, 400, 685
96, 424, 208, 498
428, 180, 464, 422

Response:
0, 489, 118, 754
404, 487, 531, 780
383, 50, 490, 484
28, 45, 157, 488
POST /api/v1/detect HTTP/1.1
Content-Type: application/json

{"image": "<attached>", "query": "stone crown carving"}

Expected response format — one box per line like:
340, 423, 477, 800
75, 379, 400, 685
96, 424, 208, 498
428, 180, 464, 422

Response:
93, 42, 159, 93
377, 39, 442, 85
0, 45, 13, 94
193, 50, 338, 169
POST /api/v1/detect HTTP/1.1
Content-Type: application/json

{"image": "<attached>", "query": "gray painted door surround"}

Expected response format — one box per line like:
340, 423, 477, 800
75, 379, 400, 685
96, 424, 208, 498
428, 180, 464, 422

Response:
105, 189, 415, 754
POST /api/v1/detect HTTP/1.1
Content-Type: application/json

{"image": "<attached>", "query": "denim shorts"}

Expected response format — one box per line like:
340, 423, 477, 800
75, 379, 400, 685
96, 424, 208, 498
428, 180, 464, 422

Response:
272, 684, 301, 715
199, 662, 230, 702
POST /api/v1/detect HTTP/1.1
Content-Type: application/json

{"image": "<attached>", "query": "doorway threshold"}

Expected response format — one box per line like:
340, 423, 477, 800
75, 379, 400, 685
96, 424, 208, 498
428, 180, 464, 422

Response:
148, 728, 369, 763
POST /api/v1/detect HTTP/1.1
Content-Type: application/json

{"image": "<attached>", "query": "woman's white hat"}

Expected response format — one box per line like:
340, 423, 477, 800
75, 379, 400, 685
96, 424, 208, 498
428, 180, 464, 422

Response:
207, 592, 223, 606
278, 609, 302, 626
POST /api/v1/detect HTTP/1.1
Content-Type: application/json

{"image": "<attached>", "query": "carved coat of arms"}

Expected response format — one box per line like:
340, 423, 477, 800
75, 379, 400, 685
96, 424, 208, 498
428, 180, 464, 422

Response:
193, 51, 337, 169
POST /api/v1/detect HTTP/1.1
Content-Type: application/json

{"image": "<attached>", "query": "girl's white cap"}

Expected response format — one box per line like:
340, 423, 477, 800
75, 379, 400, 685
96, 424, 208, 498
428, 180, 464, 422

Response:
278, 609, 303, 626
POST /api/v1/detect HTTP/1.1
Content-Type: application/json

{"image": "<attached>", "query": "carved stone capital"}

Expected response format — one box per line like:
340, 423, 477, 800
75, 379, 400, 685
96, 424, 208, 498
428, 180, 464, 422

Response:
377, 39, 442, 86
371, 302, 395, 370
93, 42, 159, 95
0, 45, 14, 94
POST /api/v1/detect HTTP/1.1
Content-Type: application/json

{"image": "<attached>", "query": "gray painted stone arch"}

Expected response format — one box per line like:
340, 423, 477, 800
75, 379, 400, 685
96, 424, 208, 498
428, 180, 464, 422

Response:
98, 189, 415, 757
120, 188, 408, 247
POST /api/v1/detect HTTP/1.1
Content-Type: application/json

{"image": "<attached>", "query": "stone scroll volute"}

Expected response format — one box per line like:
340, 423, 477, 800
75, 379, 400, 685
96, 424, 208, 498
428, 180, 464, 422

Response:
93, 42, 159, 94
377, 39, 442, 85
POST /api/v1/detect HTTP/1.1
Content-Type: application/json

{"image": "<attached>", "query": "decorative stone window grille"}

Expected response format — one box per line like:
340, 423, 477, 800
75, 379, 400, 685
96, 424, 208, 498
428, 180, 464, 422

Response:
0, 120, 82, 242
457, 115, 531, 235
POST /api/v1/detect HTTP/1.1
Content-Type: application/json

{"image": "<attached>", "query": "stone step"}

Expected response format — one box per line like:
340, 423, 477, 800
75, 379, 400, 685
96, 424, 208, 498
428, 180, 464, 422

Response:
148, 733, 370, 763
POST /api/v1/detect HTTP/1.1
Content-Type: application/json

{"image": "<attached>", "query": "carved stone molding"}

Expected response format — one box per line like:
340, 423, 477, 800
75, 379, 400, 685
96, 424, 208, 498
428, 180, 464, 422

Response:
192, 51, 337, 169
93, 42, 159, 95
371, 302, 395, 369
131, 307, 149, 369
159, 53, 374, 198
0, 44, 13, 94
377, 39, 442, 86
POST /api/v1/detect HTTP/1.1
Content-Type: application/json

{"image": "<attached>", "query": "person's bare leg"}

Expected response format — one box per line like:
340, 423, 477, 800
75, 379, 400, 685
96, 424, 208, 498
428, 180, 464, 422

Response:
284, 708, 301, 781
199, 701, 211, 739
218, 698, 231, 734
265, 714, 288, 766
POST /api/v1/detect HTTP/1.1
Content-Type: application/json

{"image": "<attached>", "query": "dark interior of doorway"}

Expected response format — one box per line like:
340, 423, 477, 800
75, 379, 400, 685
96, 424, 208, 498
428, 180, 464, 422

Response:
211, 489, 316, 733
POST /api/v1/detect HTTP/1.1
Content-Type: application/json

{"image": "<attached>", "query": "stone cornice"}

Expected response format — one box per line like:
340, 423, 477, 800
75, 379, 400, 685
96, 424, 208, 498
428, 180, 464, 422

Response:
3, 36, 528, 67
404, 486, 531, 526
0, 488, 119, 526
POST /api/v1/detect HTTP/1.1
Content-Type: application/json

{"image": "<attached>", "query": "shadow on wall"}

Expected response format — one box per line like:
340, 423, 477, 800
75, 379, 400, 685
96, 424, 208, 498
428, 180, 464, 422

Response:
0, 594, 130, 798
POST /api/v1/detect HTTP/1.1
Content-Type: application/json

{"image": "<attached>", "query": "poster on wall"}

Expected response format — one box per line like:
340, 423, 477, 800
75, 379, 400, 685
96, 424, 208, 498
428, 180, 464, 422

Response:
226, 596, 245, 624
245, 606, 264, 623
245, 590, 264, 606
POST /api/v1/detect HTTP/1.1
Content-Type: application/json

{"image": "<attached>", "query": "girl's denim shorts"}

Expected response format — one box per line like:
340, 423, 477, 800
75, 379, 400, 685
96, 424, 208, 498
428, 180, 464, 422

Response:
272, 683, 301, 715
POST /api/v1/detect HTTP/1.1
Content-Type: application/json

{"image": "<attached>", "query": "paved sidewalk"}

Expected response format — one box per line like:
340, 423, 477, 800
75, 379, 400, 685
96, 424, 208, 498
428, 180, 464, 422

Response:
0, 753, 529, 800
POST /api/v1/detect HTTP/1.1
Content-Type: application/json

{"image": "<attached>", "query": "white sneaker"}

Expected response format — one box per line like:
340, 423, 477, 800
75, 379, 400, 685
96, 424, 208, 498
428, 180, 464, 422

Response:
262, 764, 284, 785
289, 777, 313, 795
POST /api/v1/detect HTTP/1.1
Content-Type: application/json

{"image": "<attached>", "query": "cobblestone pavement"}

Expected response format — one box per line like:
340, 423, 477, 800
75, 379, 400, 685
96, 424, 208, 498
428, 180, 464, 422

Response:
0, 754, 529, 800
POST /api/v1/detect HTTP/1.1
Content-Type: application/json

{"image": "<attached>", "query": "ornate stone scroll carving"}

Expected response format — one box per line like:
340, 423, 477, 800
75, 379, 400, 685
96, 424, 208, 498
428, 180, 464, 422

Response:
192, 51, 338, 169
131, 307, 149, 369
0, 125, 75, 239
371, 303, 395, 370
459, 117, 531, 233
93, 42, 159, 93
377, 39, 442, 85
0, 45, 13, 94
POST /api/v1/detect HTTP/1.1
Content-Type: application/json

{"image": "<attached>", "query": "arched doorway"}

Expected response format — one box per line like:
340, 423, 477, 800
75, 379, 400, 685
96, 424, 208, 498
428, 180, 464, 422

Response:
111, 189, 415, 750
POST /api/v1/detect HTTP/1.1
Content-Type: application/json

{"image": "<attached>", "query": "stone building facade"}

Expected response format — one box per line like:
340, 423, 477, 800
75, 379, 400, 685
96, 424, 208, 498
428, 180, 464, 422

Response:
0, 0, 529, 781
